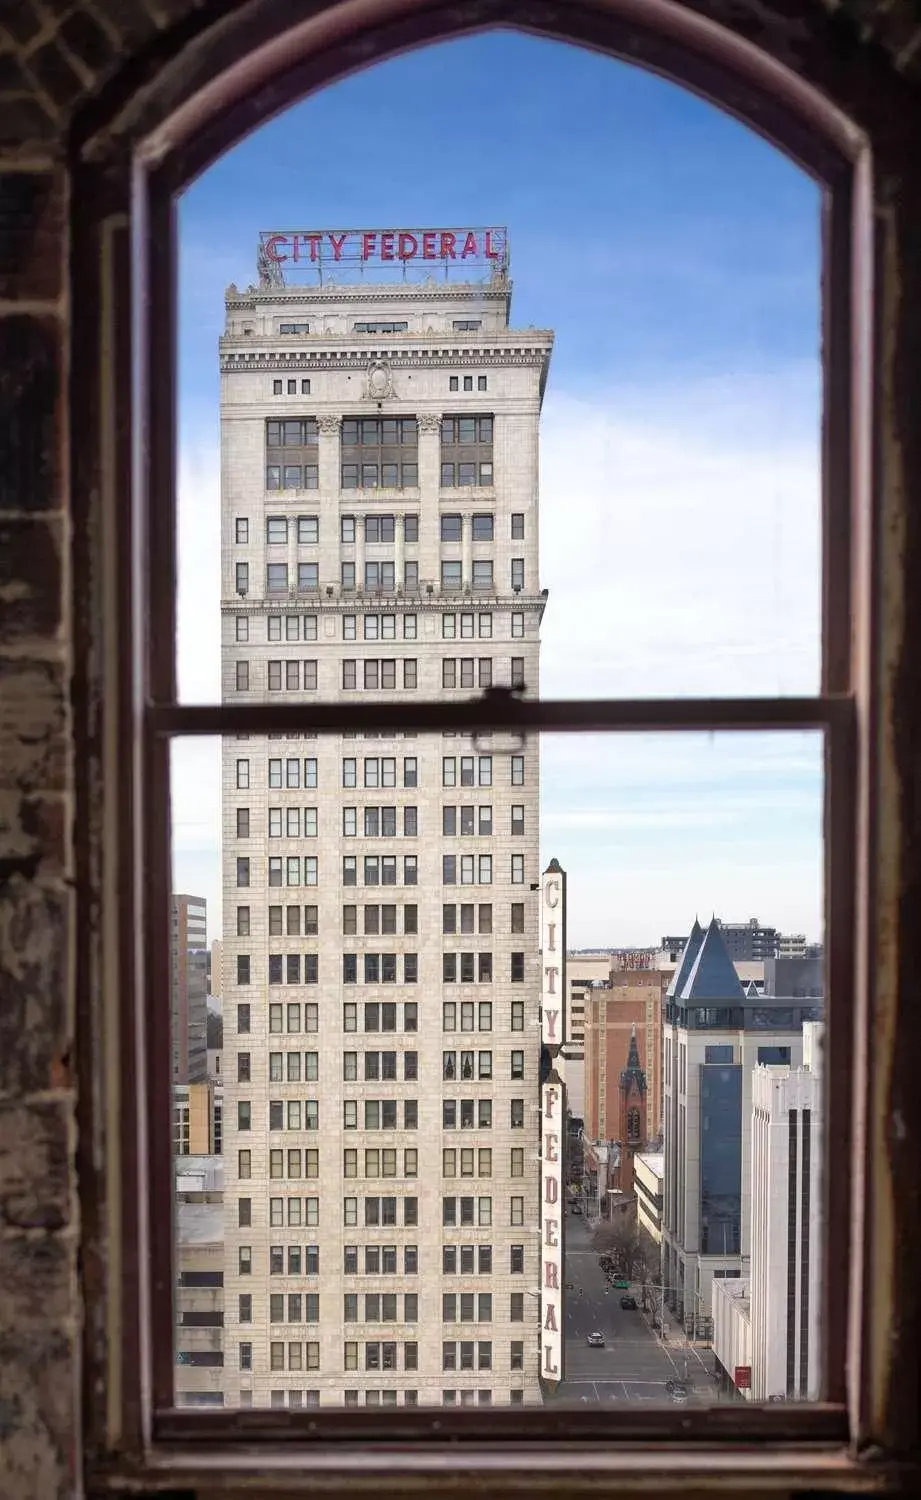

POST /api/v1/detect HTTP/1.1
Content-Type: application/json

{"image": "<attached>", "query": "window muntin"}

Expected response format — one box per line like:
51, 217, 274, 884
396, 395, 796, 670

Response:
341, 418, 418, 489
441, 415, 494, 493
265, 417, 319, 490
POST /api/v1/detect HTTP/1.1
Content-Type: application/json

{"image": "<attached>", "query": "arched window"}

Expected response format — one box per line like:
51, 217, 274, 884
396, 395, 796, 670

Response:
62, 0, 913, 1491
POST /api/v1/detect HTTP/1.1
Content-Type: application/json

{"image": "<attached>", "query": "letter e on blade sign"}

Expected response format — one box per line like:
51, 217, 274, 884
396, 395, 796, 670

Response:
540, 1076, 565, 1390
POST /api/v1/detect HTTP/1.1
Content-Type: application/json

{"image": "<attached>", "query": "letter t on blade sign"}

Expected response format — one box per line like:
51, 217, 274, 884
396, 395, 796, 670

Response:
540, 860, 567, 1052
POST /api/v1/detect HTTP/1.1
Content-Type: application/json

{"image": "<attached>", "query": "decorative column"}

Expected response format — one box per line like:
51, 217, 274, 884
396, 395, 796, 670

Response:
461, 513, 473, 591
415, 412, 442, 589
317, 414, 341, 591
394, 513, 405, 591
355, 514, 366, 594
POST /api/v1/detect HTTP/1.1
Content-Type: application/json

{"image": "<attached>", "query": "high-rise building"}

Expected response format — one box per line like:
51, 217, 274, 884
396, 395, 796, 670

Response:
711, 1021, 824, 1402
219, 228, 552, 1408
661, 919, 823, 1335
175, 1155, 225, 1408
561, 951, 612, 1120
171, 893, 209, 1083
583, 967, 666, 1148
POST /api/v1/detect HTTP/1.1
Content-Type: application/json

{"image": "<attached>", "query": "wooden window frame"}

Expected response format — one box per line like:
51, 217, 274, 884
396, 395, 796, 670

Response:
69, 0, 901, 1491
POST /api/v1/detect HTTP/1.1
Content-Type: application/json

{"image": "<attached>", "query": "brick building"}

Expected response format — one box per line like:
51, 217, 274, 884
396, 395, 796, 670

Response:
583, 966, 667, 1152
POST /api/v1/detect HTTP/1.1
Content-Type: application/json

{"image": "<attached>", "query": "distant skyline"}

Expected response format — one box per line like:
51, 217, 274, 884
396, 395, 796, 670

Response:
173, 31, 824, 948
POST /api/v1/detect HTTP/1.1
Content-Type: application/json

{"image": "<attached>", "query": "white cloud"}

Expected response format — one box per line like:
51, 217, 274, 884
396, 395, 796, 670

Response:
538, 369, 820, 699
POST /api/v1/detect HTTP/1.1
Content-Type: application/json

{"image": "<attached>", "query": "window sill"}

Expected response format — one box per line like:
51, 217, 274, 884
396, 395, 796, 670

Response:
92, 1420, 911, 1498
340, 487, 422, 500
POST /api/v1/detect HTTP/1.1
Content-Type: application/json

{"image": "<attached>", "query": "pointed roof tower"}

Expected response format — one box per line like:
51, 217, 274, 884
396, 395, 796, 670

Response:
744, 979, 760, 997
679, 916, 745, 1003
619, 1023, 647, 1093
667, 918, 704, 999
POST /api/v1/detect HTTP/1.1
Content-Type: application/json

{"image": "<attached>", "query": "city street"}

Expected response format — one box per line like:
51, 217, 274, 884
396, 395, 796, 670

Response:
550, 1214, 715, 1405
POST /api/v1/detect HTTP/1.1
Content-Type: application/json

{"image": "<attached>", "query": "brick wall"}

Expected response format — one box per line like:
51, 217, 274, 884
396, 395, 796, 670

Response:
1, 1, 921, 1493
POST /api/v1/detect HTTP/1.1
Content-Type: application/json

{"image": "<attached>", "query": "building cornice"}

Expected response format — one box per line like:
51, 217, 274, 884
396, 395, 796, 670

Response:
225, 281, 513, 309
221, 592, 547, 616
219, 343, 552, 372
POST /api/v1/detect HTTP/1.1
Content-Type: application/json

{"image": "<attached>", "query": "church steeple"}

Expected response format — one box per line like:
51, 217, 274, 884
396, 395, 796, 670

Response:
619, 1024, 647, 1093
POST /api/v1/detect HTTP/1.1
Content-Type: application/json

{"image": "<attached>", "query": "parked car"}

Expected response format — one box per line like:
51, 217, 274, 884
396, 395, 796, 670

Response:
665, 1378, 689, 1403
613, 1278, 630, 1289
586, 1331, 605, 1348
619, 1294, 638, 1310
572, 1203, 582, 1215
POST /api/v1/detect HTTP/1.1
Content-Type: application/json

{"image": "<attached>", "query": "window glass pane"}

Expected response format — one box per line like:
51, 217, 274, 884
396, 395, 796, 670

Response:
173, 36, 827, 1420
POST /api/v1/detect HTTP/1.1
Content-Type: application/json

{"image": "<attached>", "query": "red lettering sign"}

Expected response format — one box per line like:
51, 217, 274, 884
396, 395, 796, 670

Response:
543, 1007, 560, 1040
544, 1131, 559, 1163
544, 1217, 559, 1248
544, 1175, 559, 1205
543, 1304, 559, 1334
544, 1260, 560, 1290
398, 232, 418, 260
543, 1344, 559, 1376
264, 234, 289, 263
543, 965, 559, 995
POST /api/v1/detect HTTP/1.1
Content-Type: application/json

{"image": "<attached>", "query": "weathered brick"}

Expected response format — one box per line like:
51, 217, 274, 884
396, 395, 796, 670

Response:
0, 658, 67, 792
0, 1328, 75, 1500
0, 1232, 74, 1332
0, 517, 62, 642
0, 1, 47, 50
0, 880, 70, 1096
23, 40, 85, 112
0, 792, 67, 876
91, 0, 161, 50
0, 94, 57, 147
0, 317, 61, 514
58, 9, 118, 76
0, 1099, 71, 1230
0, 52, 32, 92
0, 171, 64, 302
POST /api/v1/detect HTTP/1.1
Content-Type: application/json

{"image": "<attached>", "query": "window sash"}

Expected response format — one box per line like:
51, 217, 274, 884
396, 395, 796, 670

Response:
88, 22, 876, 1475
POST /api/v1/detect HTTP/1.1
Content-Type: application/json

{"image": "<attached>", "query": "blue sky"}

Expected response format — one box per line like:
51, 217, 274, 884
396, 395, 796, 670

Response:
174, 31, 824, 947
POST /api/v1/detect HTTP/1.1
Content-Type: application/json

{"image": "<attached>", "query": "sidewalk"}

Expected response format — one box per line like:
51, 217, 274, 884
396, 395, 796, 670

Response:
642, 1305, 716, 1385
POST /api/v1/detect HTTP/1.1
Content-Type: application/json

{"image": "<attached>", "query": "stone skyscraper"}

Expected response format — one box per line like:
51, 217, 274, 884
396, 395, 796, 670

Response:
219, 228, 552, 1407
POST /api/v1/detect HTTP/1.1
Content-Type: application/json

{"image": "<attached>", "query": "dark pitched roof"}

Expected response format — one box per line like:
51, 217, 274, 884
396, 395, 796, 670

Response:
678, 916, 745, 1003
620, 1025, 647, 1093
667, 918, 704, 999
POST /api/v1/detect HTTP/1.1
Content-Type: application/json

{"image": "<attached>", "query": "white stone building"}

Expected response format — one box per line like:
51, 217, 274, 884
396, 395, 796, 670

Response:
633, 1151, 664, 1244
219, 233, 552, 1408
711, 1022, 823, 1401
661, 919, 821, 1334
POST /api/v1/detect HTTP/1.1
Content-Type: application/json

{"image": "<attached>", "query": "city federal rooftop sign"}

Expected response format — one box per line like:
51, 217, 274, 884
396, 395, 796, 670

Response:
257, 227, 509, 286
